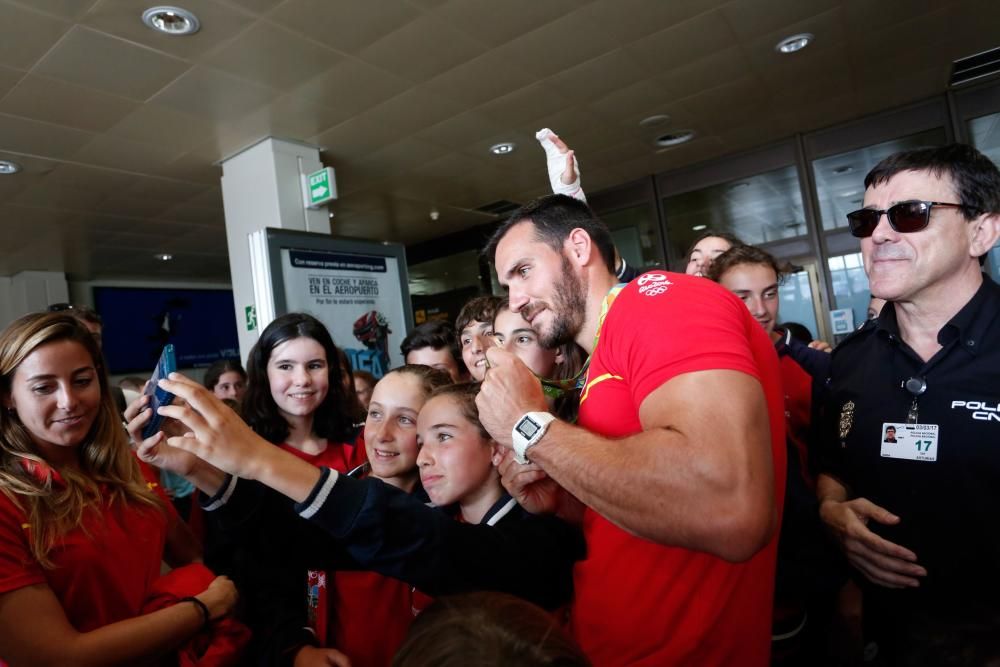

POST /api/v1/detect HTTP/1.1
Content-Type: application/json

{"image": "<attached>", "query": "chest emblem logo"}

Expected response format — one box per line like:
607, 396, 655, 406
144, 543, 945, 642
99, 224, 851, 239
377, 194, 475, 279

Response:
637, 273, 672, 297
839, 400, 855, 446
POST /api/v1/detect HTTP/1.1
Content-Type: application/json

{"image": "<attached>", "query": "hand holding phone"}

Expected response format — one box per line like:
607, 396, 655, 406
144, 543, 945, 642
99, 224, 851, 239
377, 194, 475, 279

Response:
142, 344, 177, 440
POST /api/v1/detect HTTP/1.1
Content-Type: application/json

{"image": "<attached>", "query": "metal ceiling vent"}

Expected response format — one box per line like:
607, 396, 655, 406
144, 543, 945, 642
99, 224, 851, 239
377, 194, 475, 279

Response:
950, 46, 1000, 87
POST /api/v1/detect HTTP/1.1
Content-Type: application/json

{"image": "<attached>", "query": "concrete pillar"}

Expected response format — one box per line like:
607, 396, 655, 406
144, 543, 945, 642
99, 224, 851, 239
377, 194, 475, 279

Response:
220, 137, 331, 362
0, 271, 69, 329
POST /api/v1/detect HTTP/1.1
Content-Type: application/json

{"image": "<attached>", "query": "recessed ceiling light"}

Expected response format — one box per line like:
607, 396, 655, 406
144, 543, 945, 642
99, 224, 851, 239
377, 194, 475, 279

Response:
142, 6, 200, 35
692, 224, 708, 231
0, 160, 21, 174
654, 130, 695, 148
775, 33, 813, 54
489, 142, 516, 156
639, 114, 671, 128
840, 190, 861, 197
833, 165, 854, 174
154, 253, 173, 261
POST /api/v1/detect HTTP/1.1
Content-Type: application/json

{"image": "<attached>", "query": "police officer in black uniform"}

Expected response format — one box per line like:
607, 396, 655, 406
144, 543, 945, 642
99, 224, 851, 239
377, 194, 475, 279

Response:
817, 144, 1000, 666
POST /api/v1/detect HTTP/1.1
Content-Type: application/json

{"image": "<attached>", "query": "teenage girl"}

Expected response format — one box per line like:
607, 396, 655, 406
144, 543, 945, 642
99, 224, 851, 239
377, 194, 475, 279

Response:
147, 375, 584, 614
0, 313, 236, 665
130, 312, 365, 666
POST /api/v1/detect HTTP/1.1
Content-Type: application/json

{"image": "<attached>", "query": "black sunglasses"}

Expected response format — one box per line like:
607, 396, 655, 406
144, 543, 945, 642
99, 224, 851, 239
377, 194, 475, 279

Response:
846, 200, 976, 238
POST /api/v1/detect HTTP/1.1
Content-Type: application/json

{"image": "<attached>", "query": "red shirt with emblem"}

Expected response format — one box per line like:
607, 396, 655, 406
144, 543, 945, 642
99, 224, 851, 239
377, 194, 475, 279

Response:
571, 272, 786, 667
279, 433, 367, 473
0, 464, 168, 633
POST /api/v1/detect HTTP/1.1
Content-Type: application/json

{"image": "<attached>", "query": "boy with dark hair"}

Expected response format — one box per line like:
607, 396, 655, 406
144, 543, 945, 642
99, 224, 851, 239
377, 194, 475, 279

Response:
455, 296, 503, 382
399, 320, 467, 383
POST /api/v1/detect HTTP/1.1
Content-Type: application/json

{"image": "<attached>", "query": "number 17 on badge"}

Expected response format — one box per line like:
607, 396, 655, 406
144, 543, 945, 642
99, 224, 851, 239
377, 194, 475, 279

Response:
880, 423, 939, 462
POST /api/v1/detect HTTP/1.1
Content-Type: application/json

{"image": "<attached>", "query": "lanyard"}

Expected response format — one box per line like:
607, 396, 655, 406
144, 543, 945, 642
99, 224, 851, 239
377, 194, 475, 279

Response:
537, 283, 626, 396
903, 376, 927, 423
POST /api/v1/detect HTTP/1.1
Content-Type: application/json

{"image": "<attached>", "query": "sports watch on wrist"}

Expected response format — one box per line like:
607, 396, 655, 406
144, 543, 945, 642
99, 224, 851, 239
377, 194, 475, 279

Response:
511, 412, 556, 464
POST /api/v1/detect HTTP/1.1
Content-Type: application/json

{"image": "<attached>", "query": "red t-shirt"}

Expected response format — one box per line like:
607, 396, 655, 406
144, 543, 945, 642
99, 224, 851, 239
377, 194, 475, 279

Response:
0, 479, 168, 633
278, 432, 367, 473
330, 570, 415, 667
572, 272, 786, 667
779, 353, 815, 488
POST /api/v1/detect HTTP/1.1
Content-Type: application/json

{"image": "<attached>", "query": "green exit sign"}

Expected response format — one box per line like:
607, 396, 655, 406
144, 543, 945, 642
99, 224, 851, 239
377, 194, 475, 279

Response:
304, 167, 337, 208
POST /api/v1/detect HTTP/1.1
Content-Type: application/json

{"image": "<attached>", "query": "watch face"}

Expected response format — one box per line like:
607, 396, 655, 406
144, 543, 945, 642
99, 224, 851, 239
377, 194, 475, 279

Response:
516, 418, 540, 440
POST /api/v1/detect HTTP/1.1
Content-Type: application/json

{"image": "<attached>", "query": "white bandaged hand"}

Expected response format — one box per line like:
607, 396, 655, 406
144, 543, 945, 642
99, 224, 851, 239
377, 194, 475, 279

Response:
535, 128, 586, 202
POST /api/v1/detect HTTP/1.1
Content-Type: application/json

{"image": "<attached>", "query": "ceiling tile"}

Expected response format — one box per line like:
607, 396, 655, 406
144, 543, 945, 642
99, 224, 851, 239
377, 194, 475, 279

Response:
293, 58, 410, 115
269, 0, 421, 54
149, 66, 279, 122
313, 115, 405, 163
503, 9, 622, 80
653, 47, 755, 100
414, 111, 503, 151
420, 46, 538, 110
33, 25, 190, 101
0, 113, 94, 158
0, 2, 71, 70
0, 65, 25, 100
680, 73, 771, 123
12, 181, 109, 212
44, 162, 139, 193
358, 87, 465, 143
249, 92, 357, 139
203, 21, 343, 90
71, 134, 187, 173
0, 74, 139, 133
217, 0, 285, 15
474, 83, 574, 128
95, 196, 177, 219
120, 177, 211, 203
574, 0, 705, 43
358, 15, 486, 82
433, 0, 585, 46
147, 150, 224, 184
756, 44, 854, 107
546, 49, 652, 105
588, 80, 674, 123
720, 0, 840, 40
81, 0, 257, 60
6, 0, 98, 20
104, 105, 218, 153
843, 0, 941, 29
351, 138, 454, 181
156, 200, 226, 225
625, 10, 739, 74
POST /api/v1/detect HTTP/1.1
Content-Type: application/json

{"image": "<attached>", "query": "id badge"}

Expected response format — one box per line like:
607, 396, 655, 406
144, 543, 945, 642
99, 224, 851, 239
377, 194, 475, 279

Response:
880, 423, 939, 462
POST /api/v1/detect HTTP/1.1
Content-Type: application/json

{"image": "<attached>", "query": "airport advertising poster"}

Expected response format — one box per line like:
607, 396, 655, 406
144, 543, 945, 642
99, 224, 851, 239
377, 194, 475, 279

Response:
280, 247, 405, 378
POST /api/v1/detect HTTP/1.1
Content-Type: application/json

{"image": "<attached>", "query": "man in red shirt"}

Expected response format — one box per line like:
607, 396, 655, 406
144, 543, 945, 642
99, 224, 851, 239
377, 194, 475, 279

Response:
477, 194, 786, 666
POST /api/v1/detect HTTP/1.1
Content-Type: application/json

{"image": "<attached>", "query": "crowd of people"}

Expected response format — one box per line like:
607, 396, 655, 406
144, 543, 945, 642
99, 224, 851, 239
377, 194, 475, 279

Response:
0, 134, 997, 667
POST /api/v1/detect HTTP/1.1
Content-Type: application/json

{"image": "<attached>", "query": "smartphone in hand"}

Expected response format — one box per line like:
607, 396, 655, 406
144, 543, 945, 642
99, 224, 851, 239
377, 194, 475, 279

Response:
142, 344, 177, 440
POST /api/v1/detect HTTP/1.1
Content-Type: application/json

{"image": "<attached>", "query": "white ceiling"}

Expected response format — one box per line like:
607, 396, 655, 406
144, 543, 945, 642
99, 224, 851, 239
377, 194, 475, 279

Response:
0, 0, 993, 281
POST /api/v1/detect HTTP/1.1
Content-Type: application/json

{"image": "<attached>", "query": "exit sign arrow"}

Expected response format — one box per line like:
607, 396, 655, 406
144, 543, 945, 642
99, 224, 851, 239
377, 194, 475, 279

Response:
303, 166, 337, 208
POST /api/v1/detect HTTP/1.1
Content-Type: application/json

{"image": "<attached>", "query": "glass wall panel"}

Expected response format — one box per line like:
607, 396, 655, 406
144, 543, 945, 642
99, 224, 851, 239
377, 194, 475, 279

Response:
408, 249, 481, 296
601, 204, 663, 270
827, 252, 870, 328
779, 269, 820, 341
662, 165, 806, 263
812, 129, 948, 232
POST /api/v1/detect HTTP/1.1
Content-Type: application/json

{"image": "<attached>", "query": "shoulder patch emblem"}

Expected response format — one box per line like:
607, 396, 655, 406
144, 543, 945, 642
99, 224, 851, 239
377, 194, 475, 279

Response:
838, 400, 855, 447
637, 273, 671, 297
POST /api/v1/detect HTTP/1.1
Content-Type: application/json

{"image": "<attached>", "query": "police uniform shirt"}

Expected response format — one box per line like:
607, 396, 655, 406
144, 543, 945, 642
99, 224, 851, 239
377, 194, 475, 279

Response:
821, 274, 1000, 609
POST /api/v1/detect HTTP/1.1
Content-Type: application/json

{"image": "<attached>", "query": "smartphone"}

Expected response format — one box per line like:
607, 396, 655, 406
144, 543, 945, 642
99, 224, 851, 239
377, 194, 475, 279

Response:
142, 344, 177, 440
